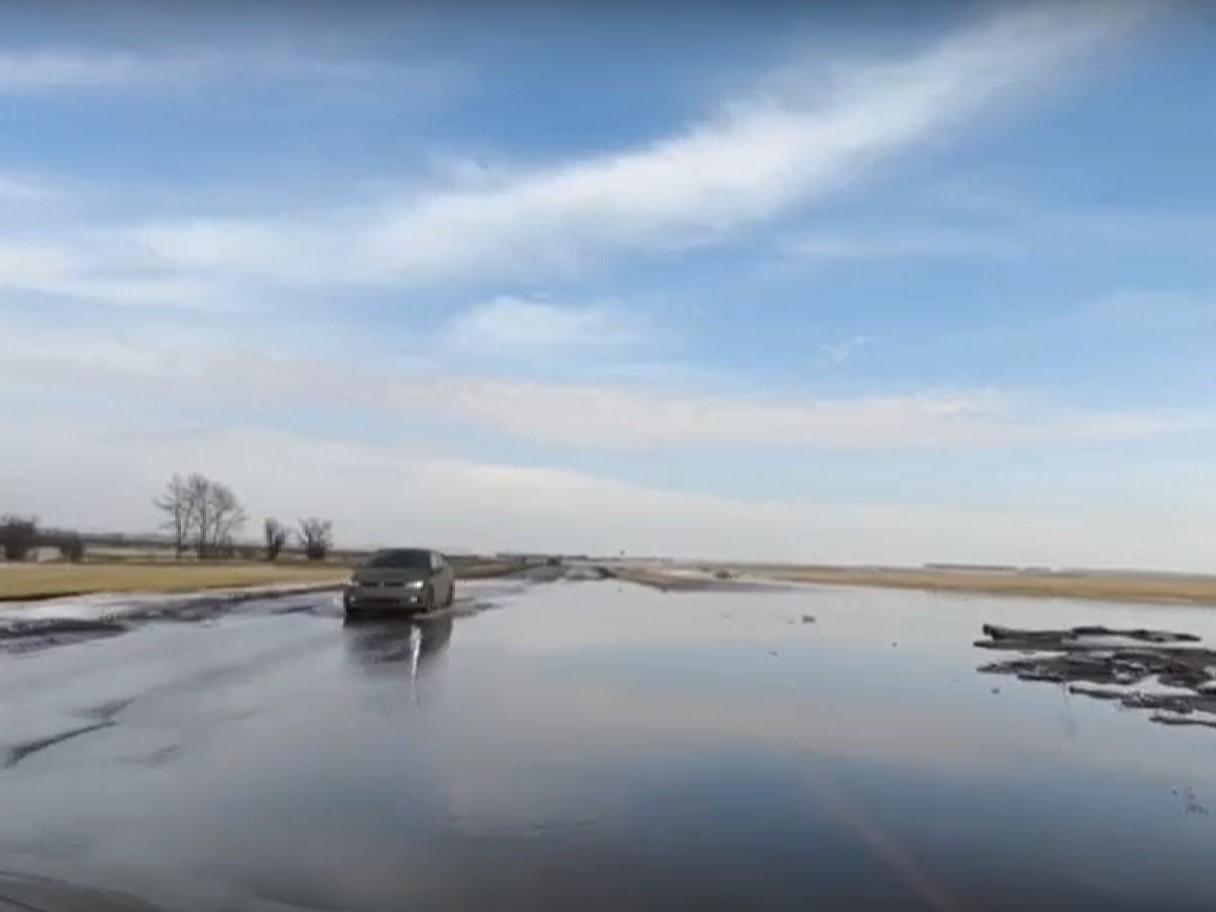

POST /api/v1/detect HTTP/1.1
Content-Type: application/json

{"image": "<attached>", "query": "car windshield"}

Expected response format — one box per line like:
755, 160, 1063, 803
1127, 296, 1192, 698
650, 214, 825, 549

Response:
363, 550, 430, 570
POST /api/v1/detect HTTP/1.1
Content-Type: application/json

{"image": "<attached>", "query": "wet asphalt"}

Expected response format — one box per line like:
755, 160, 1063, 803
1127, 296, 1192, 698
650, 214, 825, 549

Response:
4, 574, 1216, 911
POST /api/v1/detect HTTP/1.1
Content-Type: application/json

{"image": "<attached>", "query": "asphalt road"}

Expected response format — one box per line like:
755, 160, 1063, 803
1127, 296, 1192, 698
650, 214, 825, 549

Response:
0, 582, 496, 912
5, 574, 1216, 911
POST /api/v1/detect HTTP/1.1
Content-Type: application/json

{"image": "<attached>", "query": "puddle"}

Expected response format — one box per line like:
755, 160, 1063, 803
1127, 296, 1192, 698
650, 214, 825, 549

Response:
3, 581, 1216, 910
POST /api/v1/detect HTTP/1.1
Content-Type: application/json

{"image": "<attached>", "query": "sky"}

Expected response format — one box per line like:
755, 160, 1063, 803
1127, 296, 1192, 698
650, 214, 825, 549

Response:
2, 1, 1214, 570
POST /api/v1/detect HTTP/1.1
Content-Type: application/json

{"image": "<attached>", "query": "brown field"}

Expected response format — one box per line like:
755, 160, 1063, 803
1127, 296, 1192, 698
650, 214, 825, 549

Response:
0, 555, 530, 602
0, 561, 352, 602
606, 560, 1216, 606
451, 559, 527, 580
731, 564, 1216, 607
8, 553, 1214, 608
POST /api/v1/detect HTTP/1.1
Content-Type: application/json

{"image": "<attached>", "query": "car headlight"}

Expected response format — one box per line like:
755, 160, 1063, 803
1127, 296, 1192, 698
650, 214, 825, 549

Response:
404, 579, 425, 590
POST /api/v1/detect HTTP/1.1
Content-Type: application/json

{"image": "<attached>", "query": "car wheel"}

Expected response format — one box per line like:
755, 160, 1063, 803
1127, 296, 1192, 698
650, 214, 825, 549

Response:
423, 585, 435, 613
446, 581, 455, 607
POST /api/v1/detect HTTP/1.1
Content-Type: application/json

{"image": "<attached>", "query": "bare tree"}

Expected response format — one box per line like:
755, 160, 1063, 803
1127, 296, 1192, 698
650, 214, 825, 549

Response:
183, 473, 211, 558
264, 518, 288, 561
156, 473, 246, 559
205, 482, 247, 558
153, 474, 195, 558
298, 517, 333, 561
0, 515, 38, 562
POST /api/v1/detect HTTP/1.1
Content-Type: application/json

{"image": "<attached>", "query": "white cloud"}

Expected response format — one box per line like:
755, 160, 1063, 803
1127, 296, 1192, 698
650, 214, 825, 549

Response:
0, 240, 221, 309
1084, 291, 1216, 328
0, 174, 52, 201
444, 296, 642, 354
432, 379, 1202, 449
0, 47, 467, 95
913, 180, 1216, 258
820, 334, 877, 364
0, 50, 210, 91
1, 320, 1201, 451
784, 229, 1024, 262
126, 2, 1147, 288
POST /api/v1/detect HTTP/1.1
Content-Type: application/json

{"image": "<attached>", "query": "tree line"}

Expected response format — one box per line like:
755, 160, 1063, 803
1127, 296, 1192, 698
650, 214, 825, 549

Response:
154, 473, 333, 560
0, 515, 84, 562
1, 475, 334, 563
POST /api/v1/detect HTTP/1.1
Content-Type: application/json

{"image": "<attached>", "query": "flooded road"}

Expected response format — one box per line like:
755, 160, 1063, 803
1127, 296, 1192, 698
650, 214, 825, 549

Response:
3, 576, 1216, 910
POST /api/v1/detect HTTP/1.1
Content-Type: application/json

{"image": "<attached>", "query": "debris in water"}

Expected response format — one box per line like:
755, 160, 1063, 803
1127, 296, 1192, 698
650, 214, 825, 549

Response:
977, 623, 1216, 732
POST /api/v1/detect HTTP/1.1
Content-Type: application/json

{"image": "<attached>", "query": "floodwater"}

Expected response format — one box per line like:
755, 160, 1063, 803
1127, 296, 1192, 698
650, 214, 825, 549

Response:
3, 575, 1216, 910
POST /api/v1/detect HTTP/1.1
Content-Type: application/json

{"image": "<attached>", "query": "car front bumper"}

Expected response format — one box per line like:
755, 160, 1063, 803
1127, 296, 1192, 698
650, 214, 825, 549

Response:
343, 588, 427, 611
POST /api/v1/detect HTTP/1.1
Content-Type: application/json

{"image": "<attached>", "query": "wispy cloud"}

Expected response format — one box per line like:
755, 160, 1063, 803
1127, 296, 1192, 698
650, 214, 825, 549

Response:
123, 2, 1147, 289
444, 296, 644, 356
0, 173, 55, 201
1085, 291, 1216, 328
432, 379, 1201, 450
0, 240, 224, 309
3, 318, 1201, 452
820, 334, 877, 364
0, 46, 468, 95
912, 180, 1216, 256
0, 50, 212, 91
784, 229, 1024, 263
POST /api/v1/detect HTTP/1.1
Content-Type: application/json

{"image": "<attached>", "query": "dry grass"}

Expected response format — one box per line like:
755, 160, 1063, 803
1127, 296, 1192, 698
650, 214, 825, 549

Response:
609, 561, 1216, 606
737, 565, 1216, 607
0, 555, 535, 601
0, 561, 350, 601
452, 560, 526, 580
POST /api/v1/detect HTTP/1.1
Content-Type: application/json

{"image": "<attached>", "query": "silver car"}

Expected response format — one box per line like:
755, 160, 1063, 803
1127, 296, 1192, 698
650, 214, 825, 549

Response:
343, 548, 455, 617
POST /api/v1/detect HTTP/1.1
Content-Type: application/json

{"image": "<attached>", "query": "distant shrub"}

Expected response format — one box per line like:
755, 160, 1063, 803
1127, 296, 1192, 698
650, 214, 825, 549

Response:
0, 514, 38, 561
57, 533, 85, 563
298, 518, 333, 561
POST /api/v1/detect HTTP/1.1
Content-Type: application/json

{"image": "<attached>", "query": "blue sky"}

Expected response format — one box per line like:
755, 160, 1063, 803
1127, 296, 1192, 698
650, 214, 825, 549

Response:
2, 1, 1214, 569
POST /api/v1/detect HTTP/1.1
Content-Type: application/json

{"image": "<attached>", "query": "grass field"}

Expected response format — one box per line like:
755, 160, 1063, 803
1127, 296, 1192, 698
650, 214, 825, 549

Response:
0, 561, 350, 602
0, 556, 529, 602
734, 564, 1216, 607
607, 561, 1216, 606
9, 556, 1213, 608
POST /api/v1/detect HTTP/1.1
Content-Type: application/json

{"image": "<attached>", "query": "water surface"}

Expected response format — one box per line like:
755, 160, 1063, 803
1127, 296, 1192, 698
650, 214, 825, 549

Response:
2, 578, 1216, 910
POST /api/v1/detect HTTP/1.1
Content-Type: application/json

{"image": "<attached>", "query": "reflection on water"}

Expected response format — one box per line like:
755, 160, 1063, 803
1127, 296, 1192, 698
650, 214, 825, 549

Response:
5, 582, 1216, 911
343, 615, 453, 672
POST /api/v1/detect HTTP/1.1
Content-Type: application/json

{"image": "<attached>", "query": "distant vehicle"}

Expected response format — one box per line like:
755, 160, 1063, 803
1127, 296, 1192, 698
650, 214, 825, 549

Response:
344, 548, 455, 617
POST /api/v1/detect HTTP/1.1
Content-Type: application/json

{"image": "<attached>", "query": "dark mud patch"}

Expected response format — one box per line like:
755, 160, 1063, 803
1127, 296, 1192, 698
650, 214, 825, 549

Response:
80, 697, 135, 721
5, 721, 116, 769
977, 624, 1216, 731
119, 584, 342, 624
0, 871, 165, 911
269, 602, 317, 615
0, 617, 128, 653
142, 744, 182, 767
